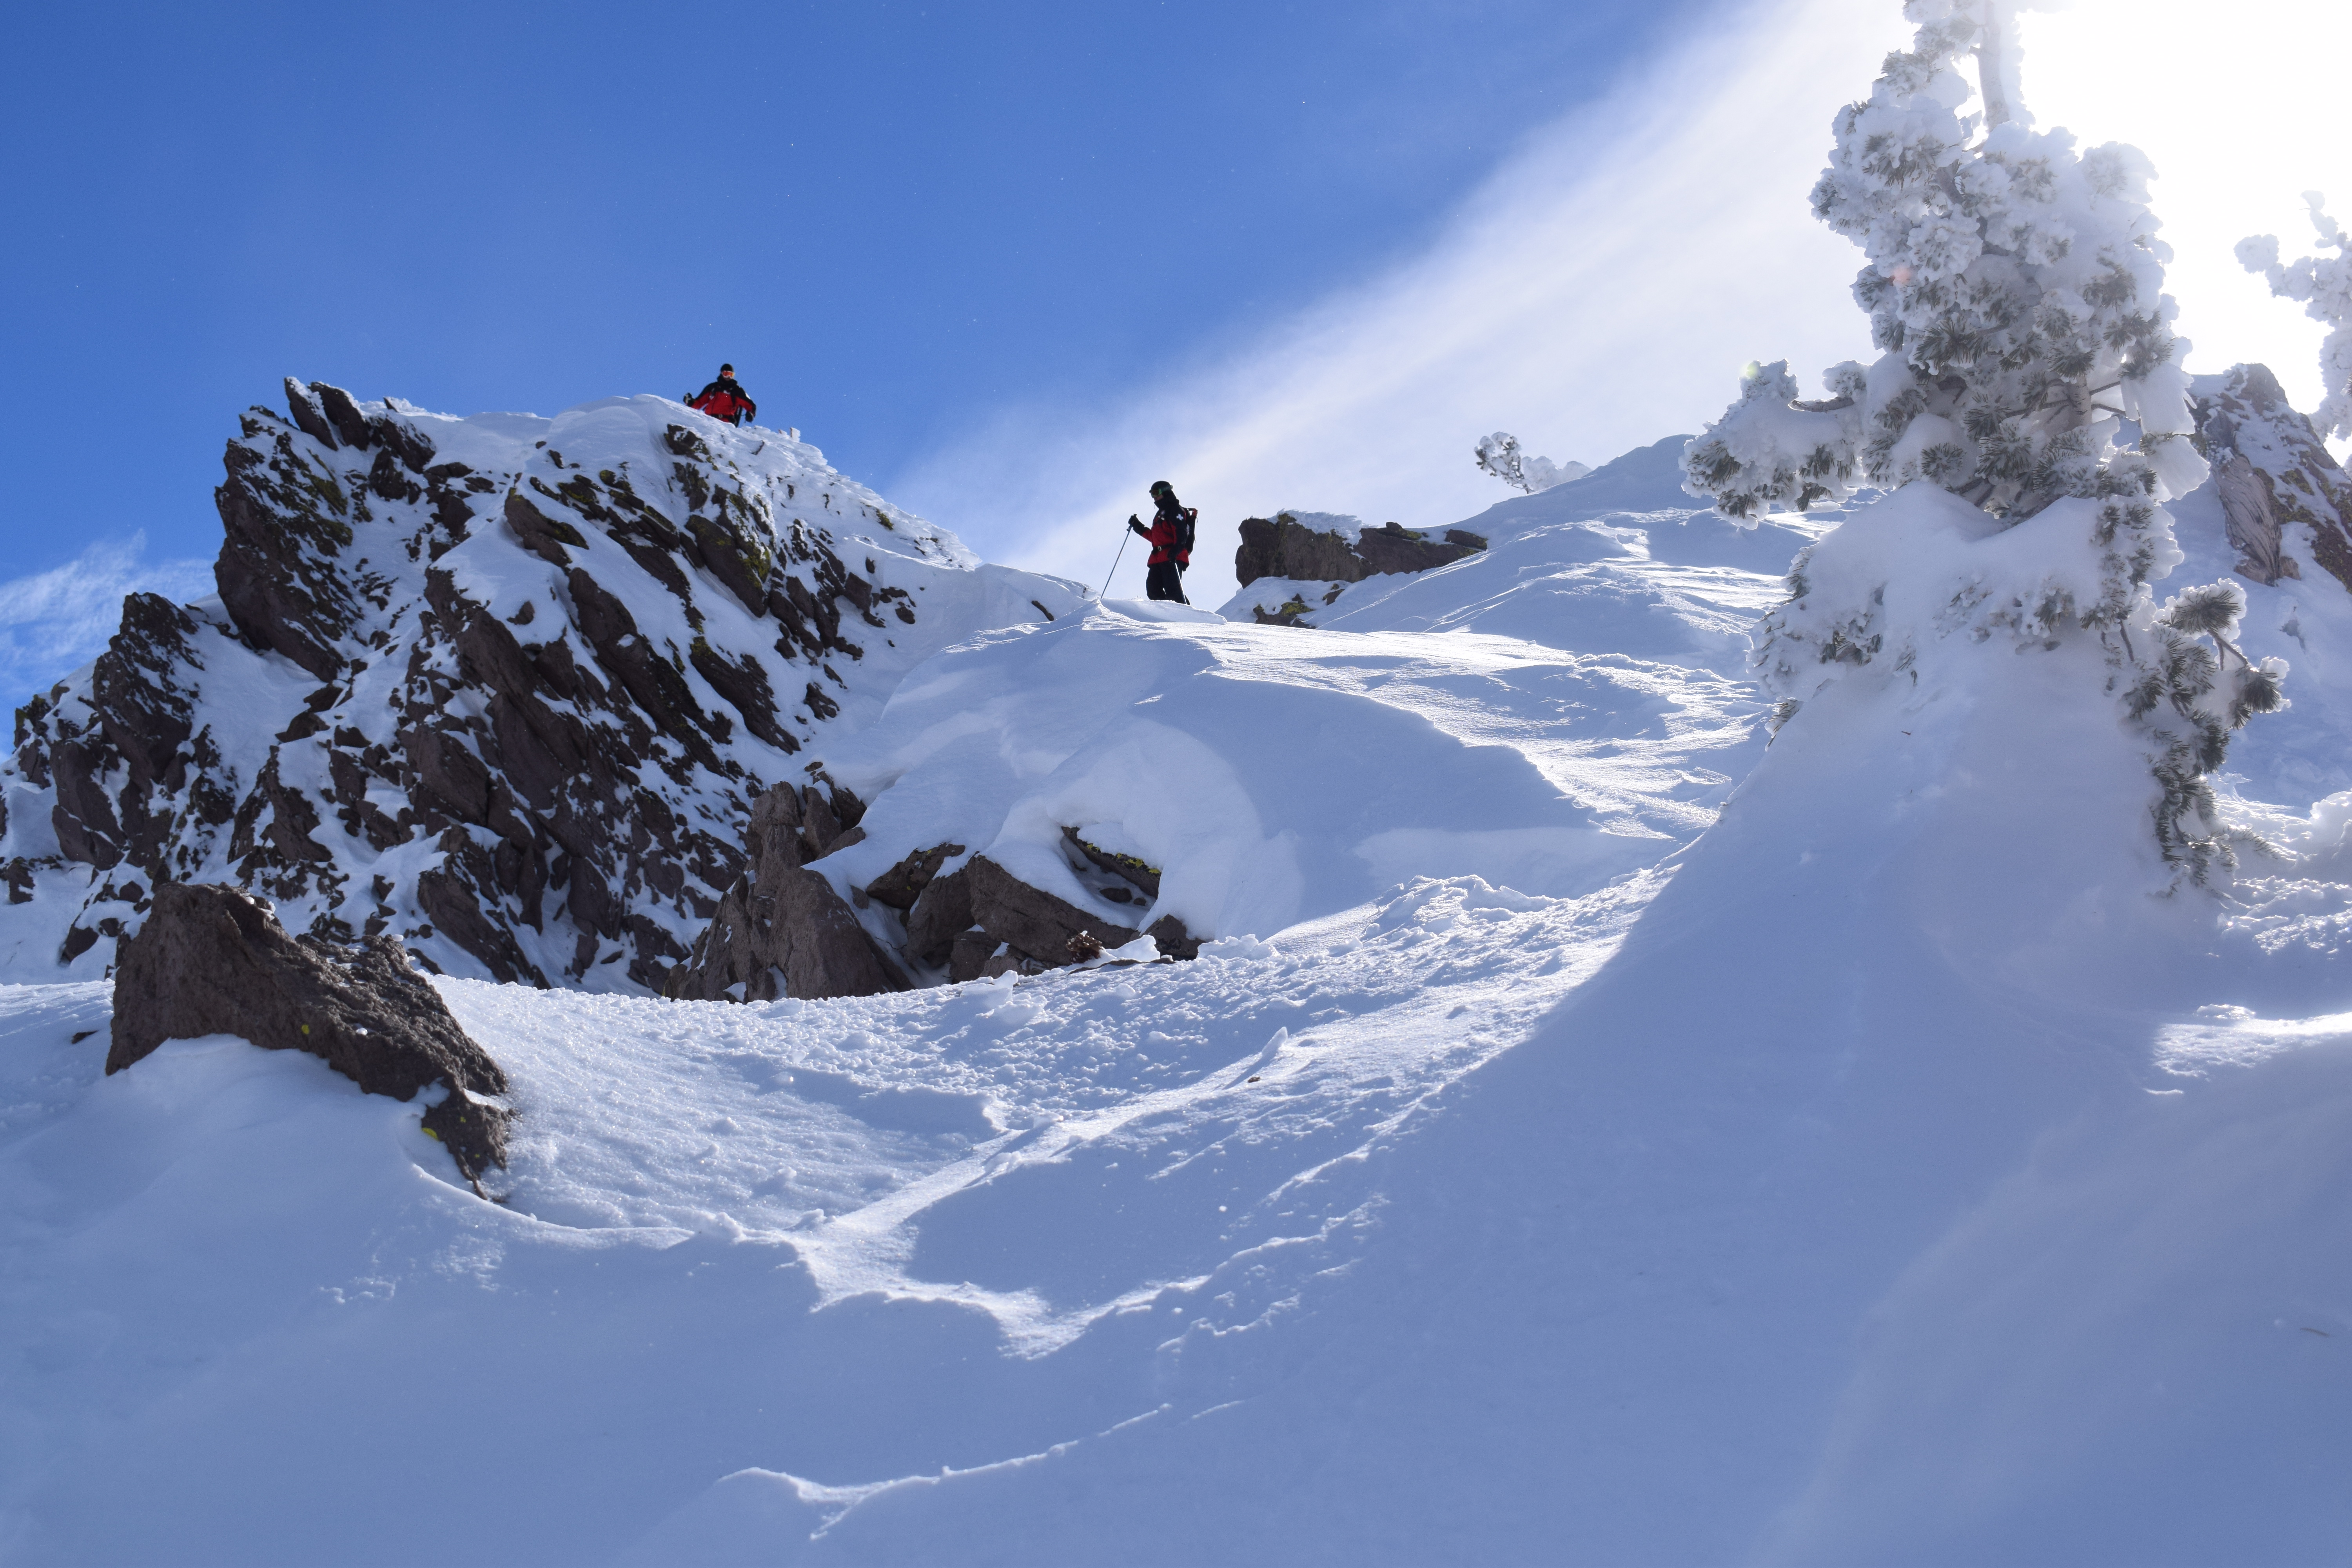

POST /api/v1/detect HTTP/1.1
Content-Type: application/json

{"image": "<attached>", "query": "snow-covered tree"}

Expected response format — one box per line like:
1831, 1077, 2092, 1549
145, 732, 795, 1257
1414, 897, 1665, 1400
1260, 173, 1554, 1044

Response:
1474, 432, 1589, 494
2237, 193, 2352, 443
1719, 0, 2279, 881
1684, 0, 2205, 527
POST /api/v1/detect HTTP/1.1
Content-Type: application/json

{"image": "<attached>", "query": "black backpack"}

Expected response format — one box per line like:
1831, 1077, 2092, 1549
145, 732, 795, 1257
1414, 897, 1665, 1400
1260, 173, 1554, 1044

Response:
1177, 507, 1197, 566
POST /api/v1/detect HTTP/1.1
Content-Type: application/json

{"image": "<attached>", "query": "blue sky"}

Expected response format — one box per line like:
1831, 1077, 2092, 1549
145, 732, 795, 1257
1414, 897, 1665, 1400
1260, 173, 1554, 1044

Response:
0, 0, 1715, 709
6, 0, 2348, 714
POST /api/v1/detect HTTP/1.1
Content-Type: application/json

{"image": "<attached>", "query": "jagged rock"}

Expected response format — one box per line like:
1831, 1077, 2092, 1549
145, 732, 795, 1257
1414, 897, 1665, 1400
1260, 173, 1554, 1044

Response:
865, 842, 966, 910
1145, 914, 1203, 961
668, 782, 905, 1001
1353, 521, 1485, 577
2194, 363, 2352, 592
962, 855, 1138, 968
108, 883, 511, 1183
947, 927, 998, 983
0, 379, 1027, 991
906, 865, 975, 967
1234, 512, 1488, 588
1234, 514, 1371, 588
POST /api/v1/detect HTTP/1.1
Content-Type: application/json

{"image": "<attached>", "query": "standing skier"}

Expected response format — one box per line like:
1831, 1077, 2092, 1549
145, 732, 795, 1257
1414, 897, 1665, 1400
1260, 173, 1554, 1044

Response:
1127, 481, 1196, 604
687, 365, 758, 426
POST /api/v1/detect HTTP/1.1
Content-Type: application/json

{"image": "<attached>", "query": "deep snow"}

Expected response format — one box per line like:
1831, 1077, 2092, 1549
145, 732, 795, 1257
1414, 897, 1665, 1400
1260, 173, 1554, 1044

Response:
4, 437, 2350, 1564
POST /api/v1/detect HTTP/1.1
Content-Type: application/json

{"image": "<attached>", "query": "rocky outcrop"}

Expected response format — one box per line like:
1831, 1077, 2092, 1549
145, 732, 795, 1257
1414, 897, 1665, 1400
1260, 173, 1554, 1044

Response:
1234, 514, 1370, 588
2193, 363, 2352, 592
109, 882, 510, 1183
1234, 512, 1486, 588
1355, 521, 1487, 577
864, 842, 964, 910
666, 782, 906, 1002
4, 381, 1023, 993
960, 855, 1138, 971
1063, 825, 1158, 900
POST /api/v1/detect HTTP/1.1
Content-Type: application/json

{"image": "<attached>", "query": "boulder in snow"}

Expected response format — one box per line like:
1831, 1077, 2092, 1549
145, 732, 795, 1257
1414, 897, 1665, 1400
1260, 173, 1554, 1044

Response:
107, 882, 510, 1183
962, 855, 1138, 970
668, 782, 907, 1002
863, 842, 965, 911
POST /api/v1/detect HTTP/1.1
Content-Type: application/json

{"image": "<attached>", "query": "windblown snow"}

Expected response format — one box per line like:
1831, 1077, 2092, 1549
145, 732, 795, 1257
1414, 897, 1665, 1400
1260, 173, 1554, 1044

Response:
3, 417, 2350, 1565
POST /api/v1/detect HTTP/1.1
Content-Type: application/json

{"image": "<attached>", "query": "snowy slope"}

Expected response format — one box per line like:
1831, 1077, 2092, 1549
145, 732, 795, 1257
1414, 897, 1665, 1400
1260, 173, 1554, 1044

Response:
1223, 437, 1829, 676
4, 432, 2352, 1563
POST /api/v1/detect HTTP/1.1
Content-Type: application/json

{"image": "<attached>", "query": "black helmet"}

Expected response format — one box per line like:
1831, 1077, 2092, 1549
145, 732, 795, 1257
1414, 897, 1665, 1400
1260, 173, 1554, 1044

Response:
1150, 479, 1174, 497
719, 363, 735, 375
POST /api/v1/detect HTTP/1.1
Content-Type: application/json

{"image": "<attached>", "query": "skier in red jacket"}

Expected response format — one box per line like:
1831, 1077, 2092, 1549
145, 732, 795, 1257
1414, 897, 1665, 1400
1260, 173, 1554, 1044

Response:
687, 365, 758, 426
1127, 481, 1196, 604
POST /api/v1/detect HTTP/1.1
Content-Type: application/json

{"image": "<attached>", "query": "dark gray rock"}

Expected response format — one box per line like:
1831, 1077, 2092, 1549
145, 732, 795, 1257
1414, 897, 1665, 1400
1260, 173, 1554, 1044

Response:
947, 927, 998, 983
906, 864, 975, 967
1234, 511, 1485, 593
669, 782, 907, 1002
865, 842, 966, 911
1353, 521, 1483, 577
109, 883, 510, 1184
1234, 514, 1370, 588
1146, 914, 1203, 961
963, 855, 1138, 967
11, 379, 919, 994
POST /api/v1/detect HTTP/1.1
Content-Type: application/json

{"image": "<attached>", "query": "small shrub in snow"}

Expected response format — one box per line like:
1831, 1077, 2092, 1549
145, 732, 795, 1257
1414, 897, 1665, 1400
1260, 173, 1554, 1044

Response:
2237, 194, 2352, 443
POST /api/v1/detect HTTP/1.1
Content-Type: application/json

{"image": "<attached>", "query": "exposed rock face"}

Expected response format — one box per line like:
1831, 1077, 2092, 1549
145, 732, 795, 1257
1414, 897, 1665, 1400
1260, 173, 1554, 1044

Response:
109, 882, 510, 1182
1234, 514, 1370, 588
1064, 825, 1159, 897
4, 381, 1056, 993
2194, 363, 2352, 592
1234, 512, 1487, 588
863, 842, 964, 910
961, 855, 1138, 970
1355, 522, 1488, 576
666, 782, 907, 1002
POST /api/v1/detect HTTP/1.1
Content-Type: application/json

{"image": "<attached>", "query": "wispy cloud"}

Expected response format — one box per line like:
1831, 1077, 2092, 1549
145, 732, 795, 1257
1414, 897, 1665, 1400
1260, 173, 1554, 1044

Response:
895, 0, 2352, 613
0, 535, 213, 715
893, 0, 1904, 609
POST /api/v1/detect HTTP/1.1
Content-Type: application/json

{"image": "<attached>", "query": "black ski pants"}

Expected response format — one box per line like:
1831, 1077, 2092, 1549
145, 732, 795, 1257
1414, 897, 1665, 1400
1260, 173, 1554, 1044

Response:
1145, 561, 1189, 604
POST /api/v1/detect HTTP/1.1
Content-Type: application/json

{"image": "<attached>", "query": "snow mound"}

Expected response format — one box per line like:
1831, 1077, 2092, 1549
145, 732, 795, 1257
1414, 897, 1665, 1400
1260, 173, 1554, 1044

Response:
811, 596, 1761, 958
1223, 437, 1830, 675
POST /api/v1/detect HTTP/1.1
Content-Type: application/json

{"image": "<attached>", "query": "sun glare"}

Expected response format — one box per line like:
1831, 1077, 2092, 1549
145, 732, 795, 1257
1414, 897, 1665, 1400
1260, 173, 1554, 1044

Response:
2024, 0, 2352, 434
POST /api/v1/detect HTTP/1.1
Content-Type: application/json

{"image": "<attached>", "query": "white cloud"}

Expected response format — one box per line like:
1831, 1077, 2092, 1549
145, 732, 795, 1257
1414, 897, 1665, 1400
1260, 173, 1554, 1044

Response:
895, 0, 2352, 613
0, 535, 213, 715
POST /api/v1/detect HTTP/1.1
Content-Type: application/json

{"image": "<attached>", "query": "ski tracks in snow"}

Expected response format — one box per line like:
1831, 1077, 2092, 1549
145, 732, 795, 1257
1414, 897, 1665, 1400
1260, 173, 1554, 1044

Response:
443, 869, 1662, 1363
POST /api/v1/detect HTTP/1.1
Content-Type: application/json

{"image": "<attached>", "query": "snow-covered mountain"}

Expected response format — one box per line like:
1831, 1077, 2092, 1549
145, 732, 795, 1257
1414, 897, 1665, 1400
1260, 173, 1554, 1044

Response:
0, 381, 1080, 991
6, 376, 2352, 1560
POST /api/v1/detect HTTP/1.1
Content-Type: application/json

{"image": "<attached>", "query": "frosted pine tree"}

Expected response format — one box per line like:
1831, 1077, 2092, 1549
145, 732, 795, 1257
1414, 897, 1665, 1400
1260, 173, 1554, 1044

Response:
1684, 0, 2205, 525
1708, 0, 2281, 880
2237, 194, 2352, 443
1475, 433, 1589, 494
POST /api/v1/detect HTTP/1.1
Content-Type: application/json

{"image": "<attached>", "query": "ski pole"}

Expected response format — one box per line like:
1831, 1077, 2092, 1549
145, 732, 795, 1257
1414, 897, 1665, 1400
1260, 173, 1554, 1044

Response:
1098, 524, 1132, 600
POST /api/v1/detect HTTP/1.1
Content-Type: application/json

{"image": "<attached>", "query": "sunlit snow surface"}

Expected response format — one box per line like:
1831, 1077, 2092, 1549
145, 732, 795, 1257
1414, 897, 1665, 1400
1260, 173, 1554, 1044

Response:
5, 440, 2352, 1563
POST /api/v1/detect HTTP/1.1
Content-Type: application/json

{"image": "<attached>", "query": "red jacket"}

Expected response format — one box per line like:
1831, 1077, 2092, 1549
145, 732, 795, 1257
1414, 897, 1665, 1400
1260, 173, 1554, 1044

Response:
688, 378, 757, 425
1130, 505, 1195, 566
